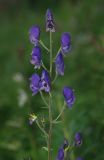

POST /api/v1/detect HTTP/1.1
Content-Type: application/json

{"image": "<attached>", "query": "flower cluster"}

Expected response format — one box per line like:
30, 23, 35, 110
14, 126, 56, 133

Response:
57, 133, 83, 160
29, 9, 75, 109
28, 8, 83, 160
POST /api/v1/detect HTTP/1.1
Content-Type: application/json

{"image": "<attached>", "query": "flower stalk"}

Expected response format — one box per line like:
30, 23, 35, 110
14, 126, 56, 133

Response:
50, 31, 53, 76
39, 39, 50, 53
28, 8, 83, 160
48, 31, 53, 160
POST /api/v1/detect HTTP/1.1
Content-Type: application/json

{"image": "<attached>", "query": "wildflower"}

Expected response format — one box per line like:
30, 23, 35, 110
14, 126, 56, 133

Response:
75, 132, 82, 146
29, 113, 37, 125
30, 46, 41, 69
40, 70, 51, 93
29, 25, 40, 45
46, 9, 55, 32
56, 148, 64, 160
55, 52, 65, 76
63, 87, 75, 108
29, 73, 40, 95
61, 33, 71, 54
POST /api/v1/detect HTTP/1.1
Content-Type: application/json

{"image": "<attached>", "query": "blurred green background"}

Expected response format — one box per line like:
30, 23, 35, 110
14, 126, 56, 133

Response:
0, 0, 104, 160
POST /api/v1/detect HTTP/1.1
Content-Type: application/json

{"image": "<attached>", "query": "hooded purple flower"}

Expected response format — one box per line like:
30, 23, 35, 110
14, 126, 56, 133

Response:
75, 132, 82, 147
29, 25, 40, 46
55, 52, 65, 76
61, 33, 71, 54
63, 87, 75, 108
76, 157, 84, 160
29, 73, 40, 95
40, 70, 51, 93
56, 148, 64, 160
30, 46, 41, 69
46, 9, 55, 32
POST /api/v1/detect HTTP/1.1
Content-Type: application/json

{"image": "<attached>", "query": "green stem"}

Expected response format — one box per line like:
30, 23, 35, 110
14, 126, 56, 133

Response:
48, 95, 52, 160
52, 74, 58, 84
36, 119, 48, 137
53, 47, 61, 62
53, 102, 66, 122
50, 31, 52, 76
48, 31, 53, 160
39, 40, 50, 53
40, 91, 48, 107
36, 119, 48, 146
41, 60, 49, 72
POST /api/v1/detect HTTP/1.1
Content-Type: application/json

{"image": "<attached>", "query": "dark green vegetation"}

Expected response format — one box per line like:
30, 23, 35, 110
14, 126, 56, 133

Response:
0, 0, 104, 159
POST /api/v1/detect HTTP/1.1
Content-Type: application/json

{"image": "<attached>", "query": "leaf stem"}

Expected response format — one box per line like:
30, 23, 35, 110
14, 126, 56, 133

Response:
53, 47, 61, 62
52, 74, 58, 84
39, 40, 50, 53
36, 119, 48, 137
53, 102, 66, 122
41, 60, 49, 72
40, 91, 48, 107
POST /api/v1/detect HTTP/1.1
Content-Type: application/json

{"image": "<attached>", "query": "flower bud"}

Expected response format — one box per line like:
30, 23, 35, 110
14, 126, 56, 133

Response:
75, 132, 82, 147
63, 138, 69, 151
29, 113, 37, 125
46, 9, 55, 32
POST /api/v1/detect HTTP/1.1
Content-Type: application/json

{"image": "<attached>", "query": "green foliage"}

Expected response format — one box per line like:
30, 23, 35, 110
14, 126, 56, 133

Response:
0, 0, 104, 159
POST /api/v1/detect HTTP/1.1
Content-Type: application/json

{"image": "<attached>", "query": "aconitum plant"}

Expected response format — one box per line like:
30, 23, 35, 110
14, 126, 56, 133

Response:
28, 9, 83, 160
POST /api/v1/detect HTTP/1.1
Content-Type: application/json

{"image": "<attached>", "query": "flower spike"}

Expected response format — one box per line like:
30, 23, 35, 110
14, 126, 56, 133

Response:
46, 9, 55, 32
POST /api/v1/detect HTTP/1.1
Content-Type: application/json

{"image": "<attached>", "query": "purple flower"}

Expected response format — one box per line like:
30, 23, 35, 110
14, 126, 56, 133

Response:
56, 148, 64, 160
30, 46, 41, 69
46, 9, 55, 32
55, 52, 65, 76
29, 73, 40, 95
61, 33, 71, 54
63, 87, 75, 108
29, 25, 40, 45
76, 157, 84, 160
40, 70, 51, 93
75, 132, 82, 146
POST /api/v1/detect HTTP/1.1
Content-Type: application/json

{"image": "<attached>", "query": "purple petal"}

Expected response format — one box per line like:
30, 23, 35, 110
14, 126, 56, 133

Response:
46, 9, 55, 32
75, 132, 82, 146
63, 87, 75, 108
30, 46, 41, 69
61, 33, 71, 54
56, 148, 64, 160
55, 52, 65, 76
29, 73, 40, 95
29, 25, 40, 45
40, 70, 51, 93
